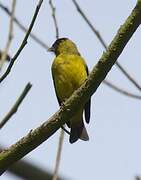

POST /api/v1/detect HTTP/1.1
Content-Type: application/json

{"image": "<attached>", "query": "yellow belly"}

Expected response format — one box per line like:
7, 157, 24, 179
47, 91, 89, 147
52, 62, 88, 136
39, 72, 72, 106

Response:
52, 54, 87, 102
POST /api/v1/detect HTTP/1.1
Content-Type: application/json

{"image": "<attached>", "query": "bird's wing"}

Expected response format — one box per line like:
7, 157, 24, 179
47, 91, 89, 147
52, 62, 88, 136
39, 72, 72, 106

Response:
84, 65, 91, 124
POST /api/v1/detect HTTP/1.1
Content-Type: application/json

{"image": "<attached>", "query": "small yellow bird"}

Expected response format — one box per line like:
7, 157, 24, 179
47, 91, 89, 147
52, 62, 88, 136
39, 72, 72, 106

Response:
49, 38, 91, 143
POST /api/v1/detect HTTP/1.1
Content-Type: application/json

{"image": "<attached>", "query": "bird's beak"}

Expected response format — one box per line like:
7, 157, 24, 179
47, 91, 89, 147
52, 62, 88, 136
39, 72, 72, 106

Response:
48, 46, 55, 52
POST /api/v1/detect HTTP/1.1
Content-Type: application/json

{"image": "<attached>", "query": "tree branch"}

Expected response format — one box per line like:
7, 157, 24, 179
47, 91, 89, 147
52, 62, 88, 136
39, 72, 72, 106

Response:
114, 62, 141, 91
49, 0, 59, 39
0, 146, 64, 180
103, 80, 141, 99
0, 2, 49, 50
0, 83, 32, 129
72, 0, 141, 91
8, 159, 63, 180
8, 161, 58, 180
0, 0, 44, 84
0, 2, 140, 99
0, 0, 141, 174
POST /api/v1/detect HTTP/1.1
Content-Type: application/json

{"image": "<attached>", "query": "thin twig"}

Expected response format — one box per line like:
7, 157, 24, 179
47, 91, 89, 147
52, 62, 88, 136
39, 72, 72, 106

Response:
72, 0, 107, 48
0, 0, 44, 84
0, 0, 140, 173
0, 82, 32, 129
115, 62, 141, 91
53, 129, 64, 180
0, 0, 16, 69
103, 80, 141, 99
72, 0, 141, 92
0, 2, 140, 99
0, 2, 49, 50
49, 0, 59, 39
49, 1, 64, 180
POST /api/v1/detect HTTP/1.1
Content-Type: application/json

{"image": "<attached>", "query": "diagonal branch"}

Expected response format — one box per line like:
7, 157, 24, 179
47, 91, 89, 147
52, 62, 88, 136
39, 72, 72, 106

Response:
0, 83, 32, 129
0, 2, 140, 99
104, 80, 141, 99
0, 0, 44, 84
0, 0, 141, 174
8, 159, 63, 180
114, 62, 141, 91
0, 2, 49, 50
72, 0, 141, 91
0, 146, 64, 180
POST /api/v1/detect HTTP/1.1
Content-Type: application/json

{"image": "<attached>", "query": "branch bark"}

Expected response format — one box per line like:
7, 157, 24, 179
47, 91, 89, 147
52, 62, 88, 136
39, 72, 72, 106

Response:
72, 0, 141, 91
0, 0, 141, 175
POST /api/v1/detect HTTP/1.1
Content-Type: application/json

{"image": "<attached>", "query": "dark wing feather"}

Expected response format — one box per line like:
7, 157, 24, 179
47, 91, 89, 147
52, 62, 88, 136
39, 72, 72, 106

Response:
84, 65, 91, 124
84, 99, 91, 124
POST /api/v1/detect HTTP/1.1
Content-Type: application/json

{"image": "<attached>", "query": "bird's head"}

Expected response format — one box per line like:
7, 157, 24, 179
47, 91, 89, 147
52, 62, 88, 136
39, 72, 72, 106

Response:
48, 38, 80, 56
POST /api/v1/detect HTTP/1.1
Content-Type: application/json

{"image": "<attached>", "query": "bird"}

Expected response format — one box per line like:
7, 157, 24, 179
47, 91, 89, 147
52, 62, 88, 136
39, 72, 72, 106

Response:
48, 38, 91, 143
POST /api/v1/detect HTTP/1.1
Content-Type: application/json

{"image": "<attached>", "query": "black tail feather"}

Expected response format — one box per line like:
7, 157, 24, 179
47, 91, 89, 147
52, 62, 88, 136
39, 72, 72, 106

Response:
69, 120, 89, 144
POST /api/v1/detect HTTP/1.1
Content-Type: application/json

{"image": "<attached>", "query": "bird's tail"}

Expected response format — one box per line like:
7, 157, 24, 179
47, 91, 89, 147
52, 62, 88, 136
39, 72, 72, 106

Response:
69, 118, 89, 144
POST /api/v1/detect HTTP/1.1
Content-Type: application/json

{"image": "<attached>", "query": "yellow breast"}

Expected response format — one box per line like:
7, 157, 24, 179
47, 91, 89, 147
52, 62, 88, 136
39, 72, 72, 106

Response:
52, 54, 87, 101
